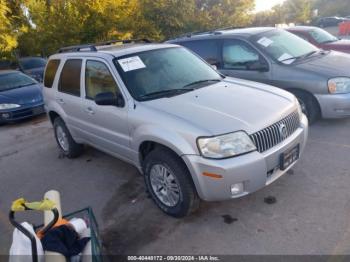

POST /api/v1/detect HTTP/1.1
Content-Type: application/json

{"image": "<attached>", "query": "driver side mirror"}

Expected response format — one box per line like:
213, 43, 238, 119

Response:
95, 92, 125, 107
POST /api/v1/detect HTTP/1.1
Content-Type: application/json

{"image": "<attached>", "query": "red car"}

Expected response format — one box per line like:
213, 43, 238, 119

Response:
287, 26, 350, 54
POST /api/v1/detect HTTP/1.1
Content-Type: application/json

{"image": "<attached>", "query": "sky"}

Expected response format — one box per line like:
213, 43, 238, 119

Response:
255, 0, 286, 12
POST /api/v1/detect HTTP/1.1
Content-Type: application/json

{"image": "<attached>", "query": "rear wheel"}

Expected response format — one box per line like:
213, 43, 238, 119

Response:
143, 147, 200, 217
290, 90, 320, 124
53, 117, 83, 158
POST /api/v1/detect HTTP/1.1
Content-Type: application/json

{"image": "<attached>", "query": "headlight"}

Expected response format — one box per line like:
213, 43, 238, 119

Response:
197, 131, 256, 159
328, 77, 350, 94
0, 104, 20, 110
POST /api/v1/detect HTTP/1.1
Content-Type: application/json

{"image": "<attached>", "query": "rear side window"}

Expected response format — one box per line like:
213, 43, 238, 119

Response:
58, 59, 82, 96
180, 40, 221, 65
44, 59, 60, 88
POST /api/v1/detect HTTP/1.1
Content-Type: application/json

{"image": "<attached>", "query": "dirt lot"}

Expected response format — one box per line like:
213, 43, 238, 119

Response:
1, 115, 350, 255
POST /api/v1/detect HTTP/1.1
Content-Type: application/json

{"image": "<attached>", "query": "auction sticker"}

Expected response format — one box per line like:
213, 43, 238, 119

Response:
278, 53, 294, 64
257, 37, 273, 47
118, 56, 146, 72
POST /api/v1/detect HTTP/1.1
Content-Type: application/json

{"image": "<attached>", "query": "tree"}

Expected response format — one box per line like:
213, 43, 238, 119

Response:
129, 0, 196, 40
253, 0, 312, 26
19, 0, 134, 55
283, 0, 312, 24
195, 0, 255, 30
0, 0, 17, 56
3, 0, 257, 57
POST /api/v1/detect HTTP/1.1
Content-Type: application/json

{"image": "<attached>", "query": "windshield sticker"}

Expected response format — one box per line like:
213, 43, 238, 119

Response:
118, 56, 146, 72
278, 53, 295, 64
257, 37, 273, 47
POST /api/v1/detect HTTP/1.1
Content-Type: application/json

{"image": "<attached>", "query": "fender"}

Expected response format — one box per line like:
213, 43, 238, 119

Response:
132, 124, 198, 161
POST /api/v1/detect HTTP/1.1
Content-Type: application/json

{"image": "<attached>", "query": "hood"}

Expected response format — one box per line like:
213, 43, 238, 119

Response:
0, 83, 43, 105
294, 51, 350, 77
142, 79, 296, 135
322, 40, 350, 53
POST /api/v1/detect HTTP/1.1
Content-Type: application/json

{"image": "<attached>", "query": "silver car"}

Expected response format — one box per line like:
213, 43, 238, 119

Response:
43, 41, 308, 217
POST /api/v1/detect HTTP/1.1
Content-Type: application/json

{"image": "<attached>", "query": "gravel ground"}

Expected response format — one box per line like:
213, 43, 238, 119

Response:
1, 115, 350, 256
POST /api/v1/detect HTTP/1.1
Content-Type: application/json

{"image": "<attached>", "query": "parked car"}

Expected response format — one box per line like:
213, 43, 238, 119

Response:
168, 27, 350, 123
316, 17, 348, 28
0, 70, 45, 124
0, 60, 16, 70
287, 26, 350, 54
43, 41, 308, 217
18, 57, 47, 82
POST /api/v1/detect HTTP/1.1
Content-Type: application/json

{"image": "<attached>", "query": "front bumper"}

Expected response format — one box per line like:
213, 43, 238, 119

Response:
316, 93, 350, 118
182, 114, 308, 201
0, 103, 45, 123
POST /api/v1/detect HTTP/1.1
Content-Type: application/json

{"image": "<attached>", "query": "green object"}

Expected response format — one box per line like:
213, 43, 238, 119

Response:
34, 207, 102, 261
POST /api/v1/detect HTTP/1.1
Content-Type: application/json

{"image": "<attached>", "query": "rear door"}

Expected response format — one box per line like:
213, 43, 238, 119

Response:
56, 58, 85, 138
80, 58, 132, 161
219, 39, 272, 84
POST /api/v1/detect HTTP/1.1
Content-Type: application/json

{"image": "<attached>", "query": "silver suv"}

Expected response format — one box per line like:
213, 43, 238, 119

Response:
43, 40, 308, 217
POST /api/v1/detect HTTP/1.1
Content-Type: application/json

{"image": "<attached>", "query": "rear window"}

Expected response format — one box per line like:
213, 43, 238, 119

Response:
58, 59, 82, 96
44, 59, 60, 88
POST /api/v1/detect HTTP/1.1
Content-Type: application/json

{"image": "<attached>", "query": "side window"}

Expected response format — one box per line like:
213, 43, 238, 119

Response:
44, 59, 60, 88
58, 59, 82, 96
222, 40, 260, 70
181, 40, 221, 66
85, 60, 120, 99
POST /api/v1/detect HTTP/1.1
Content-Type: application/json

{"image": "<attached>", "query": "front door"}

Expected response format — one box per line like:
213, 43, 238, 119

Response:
80, 58, 132, 161
219, 39, 272, 85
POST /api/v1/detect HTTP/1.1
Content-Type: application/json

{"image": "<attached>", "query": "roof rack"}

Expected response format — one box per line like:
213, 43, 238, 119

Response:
176, 29, 222, 39
57, 39, 152, 53
174, 26, 244, 39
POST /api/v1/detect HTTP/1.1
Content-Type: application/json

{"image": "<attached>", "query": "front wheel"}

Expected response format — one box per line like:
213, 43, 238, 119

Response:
291, 90, 320, 124
53, 117, 83, 158
143, 148, 200, 218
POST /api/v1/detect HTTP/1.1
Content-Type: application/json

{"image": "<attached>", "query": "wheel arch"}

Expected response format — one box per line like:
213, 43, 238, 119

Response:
286, 88, 322, 115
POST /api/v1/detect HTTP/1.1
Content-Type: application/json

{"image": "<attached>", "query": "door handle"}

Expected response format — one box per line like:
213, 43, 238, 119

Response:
85, 107, 95, 115
56, 98, 65, 104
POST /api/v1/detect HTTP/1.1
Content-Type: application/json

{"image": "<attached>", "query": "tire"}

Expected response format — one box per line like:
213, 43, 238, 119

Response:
143, 147, 200, 218
290, 90, 320, 124
53, 117, 83, 158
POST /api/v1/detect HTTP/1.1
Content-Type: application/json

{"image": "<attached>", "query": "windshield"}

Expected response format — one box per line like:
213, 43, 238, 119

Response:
0, 72, 37, 91
19, 57, 46, 70
114, 47, 222, 101
309, 28, 338, 44
253, 29, 319, 64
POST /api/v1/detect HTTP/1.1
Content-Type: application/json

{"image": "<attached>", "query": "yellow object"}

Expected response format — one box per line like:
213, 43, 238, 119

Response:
11, 198, 56, 212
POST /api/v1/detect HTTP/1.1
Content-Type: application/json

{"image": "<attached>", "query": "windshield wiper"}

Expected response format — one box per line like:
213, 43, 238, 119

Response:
280, 51, 318, 63
139, 88, 195, 100
321, 39, 338, 44
302, 50, 318, 59
183, 79, 221, 88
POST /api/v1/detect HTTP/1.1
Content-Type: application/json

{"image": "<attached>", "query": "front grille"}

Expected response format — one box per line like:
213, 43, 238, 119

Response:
250, 111, 300, 153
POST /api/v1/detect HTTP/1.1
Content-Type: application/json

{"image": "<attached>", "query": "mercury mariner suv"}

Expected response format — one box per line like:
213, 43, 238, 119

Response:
43, 40, 308, 217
